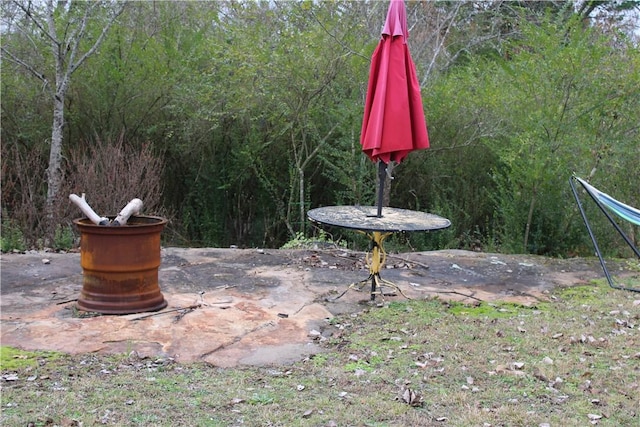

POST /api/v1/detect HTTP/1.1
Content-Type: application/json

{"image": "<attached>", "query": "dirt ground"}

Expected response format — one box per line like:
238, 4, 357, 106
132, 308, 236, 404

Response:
0, 247, 623, 367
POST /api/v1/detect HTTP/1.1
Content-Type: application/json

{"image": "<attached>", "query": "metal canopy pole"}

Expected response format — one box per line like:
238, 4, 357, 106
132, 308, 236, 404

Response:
376, 161, 387, 218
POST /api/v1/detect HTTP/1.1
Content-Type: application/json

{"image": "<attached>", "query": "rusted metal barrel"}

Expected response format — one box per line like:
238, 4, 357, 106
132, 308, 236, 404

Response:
73, 215, 168, 315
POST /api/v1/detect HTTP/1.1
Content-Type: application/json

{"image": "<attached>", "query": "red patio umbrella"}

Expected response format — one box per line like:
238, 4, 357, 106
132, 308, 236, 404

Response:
360, 0, 429, 217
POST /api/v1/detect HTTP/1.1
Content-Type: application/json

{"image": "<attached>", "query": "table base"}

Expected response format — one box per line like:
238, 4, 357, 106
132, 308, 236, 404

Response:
330, 272, 411, 302
330, 231, 411, 302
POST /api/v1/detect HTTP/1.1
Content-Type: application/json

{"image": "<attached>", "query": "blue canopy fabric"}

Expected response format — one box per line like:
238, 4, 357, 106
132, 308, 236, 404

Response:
575, 177, 640, 226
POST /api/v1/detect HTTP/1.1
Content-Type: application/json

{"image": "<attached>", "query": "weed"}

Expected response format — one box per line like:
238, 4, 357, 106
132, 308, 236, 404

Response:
309, 353, 329, 367
553, 284, 605, 303
280, 230, 345, 249
53, 224, 75, 251
447, 300, 548, 318
0, 217, 26, 252
344, 360, 375, 373
247, 392, 275, 405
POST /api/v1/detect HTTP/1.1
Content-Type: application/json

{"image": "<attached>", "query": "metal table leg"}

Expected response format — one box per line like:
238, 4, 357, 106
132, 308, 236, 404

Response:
330, 231, 410, 301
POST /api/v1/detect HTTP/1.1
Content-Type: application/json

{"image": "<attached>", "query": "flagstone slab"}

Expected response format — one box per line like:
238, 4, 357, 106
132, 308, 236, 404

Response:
0, 247, 621, 366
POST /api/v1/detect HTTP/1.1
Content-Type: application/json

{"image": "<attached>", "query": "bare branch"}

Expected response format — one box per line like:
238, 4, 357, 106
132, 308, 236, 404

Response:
45, 0, 61, 64
10, 0, 59, 46
423, 1, 462, 83
67, 1, 127, 75
300, 122, 340, 171
0, 46, 50, 90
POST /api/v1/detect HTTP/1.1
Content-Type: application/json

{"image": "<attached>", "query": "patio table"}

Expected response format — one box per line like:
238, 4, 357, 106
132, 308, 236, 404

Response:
307, 206, 450, 301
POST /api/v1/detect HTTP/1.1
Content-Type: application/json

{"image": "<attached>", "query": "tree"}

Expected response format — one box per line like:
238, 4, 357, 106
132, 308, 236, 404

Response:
2, 0, 637, 252
1, 0, 126, 238
469, 15, 639, 254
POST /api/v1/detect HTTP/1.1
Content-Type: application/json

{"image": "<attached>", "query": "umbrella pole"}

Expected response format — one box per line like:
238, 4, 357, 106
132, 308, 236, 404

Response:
376, 161, 386, 217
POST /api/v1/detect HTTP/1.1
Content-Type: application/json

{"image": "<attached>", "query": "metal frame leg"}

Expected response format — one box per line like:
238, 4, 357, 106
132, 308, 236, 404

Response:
570, 176, 640, 293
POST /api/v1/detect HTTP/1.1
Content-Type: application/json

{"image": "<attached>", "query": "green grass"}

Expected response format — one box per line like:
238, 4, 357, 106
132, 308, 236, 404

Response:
1, 284, 639, 426
446, 300, 550, 318
0, 347, 63, 370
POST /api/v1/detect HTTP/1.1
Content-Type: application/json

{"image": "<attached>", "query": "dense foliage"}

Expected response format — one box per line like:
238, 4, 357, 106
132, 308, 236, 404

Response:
1, 0, 638, 256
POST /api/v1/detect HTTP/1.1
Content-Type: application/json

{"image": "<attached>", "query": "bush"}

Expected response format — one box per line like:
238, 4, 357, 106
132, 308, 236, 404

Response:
1, 133, 168, 249
0, 216, 26, 252
52, 225, 75, 251
280, 230, 346, 249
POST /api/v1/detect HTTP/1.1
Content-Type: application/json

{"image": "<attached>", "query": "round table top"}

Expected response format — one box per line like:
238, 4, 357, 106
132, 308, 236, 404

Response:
307, 206, 451, 233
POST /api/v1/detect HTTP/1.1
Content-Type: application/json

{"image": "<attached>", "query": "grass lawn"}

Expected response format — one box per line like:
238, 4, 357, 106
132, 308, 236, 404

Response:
1, 280, 639, 426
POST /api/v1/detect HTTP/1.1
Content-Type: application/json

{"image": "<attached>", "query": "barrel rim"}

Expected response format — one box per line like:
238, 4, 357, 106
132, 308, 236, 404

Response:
73, 215, 167, 228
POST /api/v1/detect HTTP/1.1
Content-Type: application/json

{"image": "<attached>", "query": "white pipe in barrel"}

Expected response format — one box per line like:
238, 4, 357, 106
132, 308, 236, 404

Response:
69, 193, 109, 225
112, 198, 143, 226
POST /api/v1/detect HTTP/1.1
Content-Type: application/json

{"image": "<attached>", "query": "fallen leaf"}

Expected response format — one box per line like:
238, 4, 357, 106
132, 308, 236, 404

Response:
401, 387, 423, 407
533, 368, 548, 382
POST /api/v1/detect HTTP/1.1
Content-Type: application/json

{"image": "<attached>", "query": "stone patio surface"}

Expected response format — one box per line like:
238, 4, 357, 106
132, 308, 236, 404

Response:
0, 247, 612, 367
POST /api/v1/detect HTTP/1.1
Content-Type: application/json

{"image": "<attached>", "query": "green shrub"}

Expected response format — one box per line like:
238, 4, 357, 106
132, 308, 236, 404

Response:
53, 224, 75, 251
0, 217, 26, 252
280, 230, 345, 249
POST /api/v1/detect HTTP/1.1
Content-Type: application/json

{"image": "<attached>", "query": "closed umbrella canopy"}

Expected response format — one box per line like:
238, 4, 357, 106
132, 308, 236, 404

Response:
360, 0, 429, 164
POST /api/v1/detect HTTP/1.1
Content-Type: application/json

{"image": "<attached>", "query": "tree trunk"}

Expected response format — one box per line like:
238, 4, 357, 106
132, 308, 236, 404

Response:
39, 0, 126, 235
299, 168, 305, 234
45, 93, 66, 221
523, 185, 537, 253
